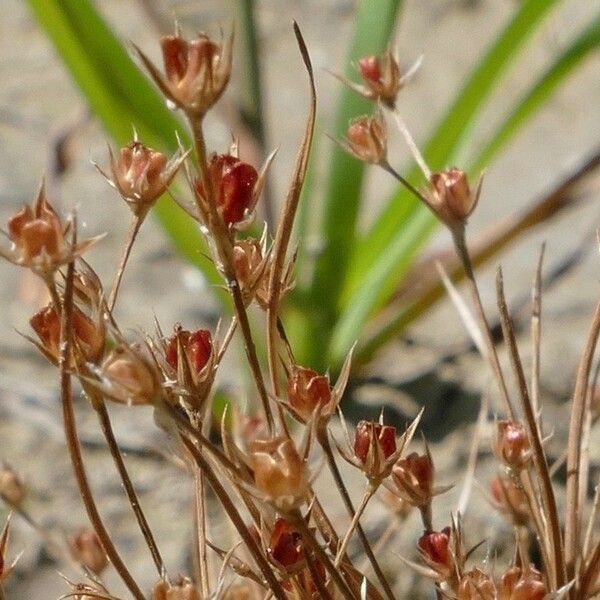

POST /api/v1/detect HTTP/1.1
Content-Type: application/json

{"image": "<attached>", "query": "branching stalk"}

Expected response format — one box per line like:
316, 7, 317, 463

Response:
59, 256, 144, 600
318, 428, 395, 600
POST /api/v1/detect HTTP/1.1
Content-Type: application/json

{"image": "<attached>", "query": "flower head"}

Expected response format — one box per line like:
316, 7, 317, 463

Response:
195, 154, 259, 226
287, 366, 332, 423
427, 168, 481, 227
494, 420, 532, 471
342, 112, 387, 164
250, 437, 309, 511
1, 184, 99, 274
99, 140, 186, 217
357, 51, 402, 106
137, 31, 233, 117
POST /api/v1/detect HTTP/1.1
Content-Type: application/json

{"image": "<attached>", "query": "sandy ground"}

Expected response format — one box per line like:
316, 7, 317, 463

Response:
1, 0, 600, 597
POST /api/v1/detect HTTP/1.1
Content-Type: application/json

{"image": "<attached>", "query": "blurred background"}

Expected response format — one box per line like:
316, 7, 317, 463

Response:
1, 0, 599, 597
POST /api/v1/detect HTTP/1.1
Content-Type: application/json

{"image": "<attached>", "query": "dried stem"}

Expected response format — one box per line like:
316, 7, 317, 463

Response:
92, 395, 165, 577
180, 436, 287, 599
496, 269, 565, 590
266, 22, 315, 398
189, 116, 274, 432
288, 509, 358, 600
193, 462, 210, 596
107, 214, 142, 312
452, 226, 515, 419
334, 485, 376, 568
565, 298, 600, 579
318, 428, 395, 600
59, 254, 144, 600
530, 244, 545, 415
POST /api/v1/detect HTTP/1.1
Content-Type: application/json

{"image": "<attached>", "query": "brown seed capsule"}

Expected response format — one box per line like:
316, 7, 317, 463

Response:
250, 437, 309, 510
0, 466, 26, 508
344, 112, 387, 164
494, 420, 532, 471
269, 517, 304, 568
354, 421, 397, 464
357, 51, 402, 106
152, 577, 201, 600
287, 365, 332, 422
165, 327, 212, 375
195, 154, 259, 226
101, 344, 159, 406
498, 566, 546, 600
137, 30, 232, 118
1, 184, 99, 274
428, 168, 480, 226
417, 527, 453, 571
30, 304, 105, 365
392, 451, 434, 507
233, 238, 269, 306
68, 527, 108, 575
490, 475, 529, 525
458, 567, 496, 600
101, 141, 186, 217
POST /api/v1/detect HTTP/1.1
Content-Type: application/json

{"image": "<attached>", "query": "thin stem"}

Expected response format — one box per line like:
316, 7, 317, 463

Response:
565, 298, 600, 579
0, 584, 6, 600
334, 486, 375, 568
497, 270, 565, 590
289, 510, 358, 600
108, 214, 142, 312
193, 463, 210, 597
266, 22, 315, 402
390, 108, 431, 179
189, 116, 274, 432
93, 397, 165, 577
319, 428, 395, 600
452, 227, 515, 419
180, 436, 287, 600
381, 161, 429, 206
305, 546, 334, 600
59, 257, 144, 600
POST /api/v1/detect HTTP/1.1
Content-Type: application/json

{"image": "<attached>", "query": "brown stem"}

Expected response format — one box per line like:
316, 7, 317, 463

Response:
318, 428, 395, 600
496, 269, 565, 589
59, 257, 144, 600
334, 486, 375, 568
108, 214, 142, 312
93, 397, 165, 577
305, 545, 334, 600
193, 463, 210, 596
565, 298, 600, 579
180, 436, 287, 599
452, 227, 515, 419
189, 116, 274, 433
266, 22, 315, 399
289, 510, 358, 600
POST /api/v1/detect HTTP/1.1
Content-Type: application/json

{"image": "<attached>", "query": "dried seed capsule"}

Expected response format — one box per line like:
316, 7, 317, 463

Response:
494, 420, 532, 471
287, 365, 332, 422
195, 154, 259, 226
418, 527, 453, 579
458, 567, 496, 600
490, 475, 529, 525
354, 420, 397, 464
165, 327, 213, 375
0, 466, 26, 507
344, 112, 387, 164
152, 577, 201, 600
68, 527, 108, 575
357, 51, 402, 106
392, 451, 434, 507
269, 518, 304, 568
138, 31, 233, 118
250, 437, 309, 510
428, 168, 480, 226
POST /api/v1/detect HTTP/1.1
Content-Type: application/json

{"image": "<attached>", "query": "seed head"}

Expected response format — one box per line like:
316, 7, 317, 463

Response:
458, 567, 496, 600
494, 420, 532, 471
343, 112, 387, 164
498, 566, 546, 600
250, 437, 309, 511
100, 140, 186, 217
152, 577, 201, 600
137, 31, 233, 118
0, 466, 26, 508
287, 365, 332, 423
195, 154, 259, 226
490, 475, 529, 525
417, 527, 453, 579
428, 168, 481, 227
68, 527, 108, 575
357, 51, 402, 106
392, 451, 434, 507
354, 420, 397, 464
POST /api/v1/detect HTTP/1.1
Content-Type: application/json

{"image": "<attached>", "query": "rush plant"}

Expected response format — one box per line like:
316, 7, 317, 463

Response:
2, 8, 600, 600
